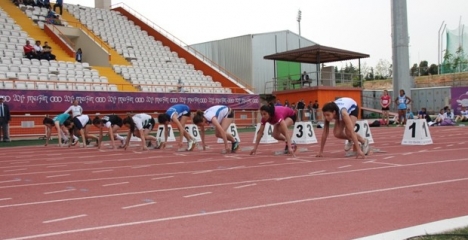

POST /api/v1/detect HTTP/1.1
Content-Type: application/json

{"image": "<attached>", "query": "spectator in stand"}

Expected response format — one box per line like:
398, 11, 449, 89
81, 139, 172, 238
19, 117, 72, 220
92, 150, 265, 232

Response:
33, 40, 43, 60
455, 106, 468, 122
297, 99, 305, 121
23, 40, 36, 59
301, 71, 311, 86
43, 0, 50, 9
0, 96, 11, 142
53, 0, 63, 15
312, 100, 319, 122
42, 41, 56, 60
75, 48, 82, 62
176, 78, 184, 93
275, 100, 282, 106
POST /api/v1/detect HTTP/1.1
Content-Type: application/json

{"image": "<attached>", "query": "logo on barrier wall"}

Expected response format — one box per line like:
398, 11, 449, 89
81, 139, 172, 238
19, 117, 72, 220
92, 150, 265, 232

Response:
95, 97, 107, 103
199, 98, 208, 103
49, 96, 63, 102
135, 97, 145, 103
170, 98, 178, 103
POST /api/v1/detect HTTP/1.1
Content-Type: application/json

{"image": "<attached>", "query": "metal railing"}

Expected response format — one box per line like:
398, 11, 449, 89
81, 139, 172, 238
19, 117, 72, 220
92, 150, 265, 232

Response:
110, 2, 254, 93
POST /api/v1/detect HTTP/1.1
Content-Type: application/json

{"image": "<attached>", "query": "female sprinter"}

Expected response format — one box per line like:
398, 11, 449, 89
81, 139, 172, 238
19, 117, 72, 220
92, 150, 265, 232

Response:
394, 89, 412, 126
63, 114, 99, 148
157, 104, 196, 151
43, 113, 77, 147
316, 97, 370, 159
380, 89, 391, 126
122, 113, 158, 151
250, 104, 297, 156
192, 105, 239, 154
92, 115, 125, 149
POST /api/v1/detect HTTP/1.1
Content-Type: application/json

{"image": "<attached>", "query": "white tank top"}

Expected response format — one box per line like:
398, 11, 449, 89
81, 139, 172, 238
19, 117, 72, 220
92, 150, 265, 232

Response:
334, 97, 357, 120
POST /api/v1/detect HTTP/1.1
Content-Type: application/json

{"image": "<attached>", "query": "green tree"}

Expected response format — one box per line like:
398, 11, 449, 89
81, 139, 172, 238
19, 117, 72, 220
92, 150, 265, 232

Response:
428, 64, 438, 75
418, 60, 429, 76
410, 63, 418, 76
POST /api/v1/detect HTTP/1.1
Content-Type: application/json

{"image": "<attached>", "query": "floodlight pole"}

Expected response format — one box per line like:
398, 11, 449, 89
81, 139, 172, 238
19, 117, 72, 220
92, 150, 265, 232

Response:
297, 10, 302, 47
438, 21, 445, 75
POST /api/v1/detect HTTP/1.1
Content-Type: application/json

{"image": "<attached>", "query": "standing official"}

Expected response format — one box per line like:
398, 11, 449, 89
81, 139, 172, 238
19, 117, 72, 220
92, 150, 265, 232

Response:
0, 96, 11, 142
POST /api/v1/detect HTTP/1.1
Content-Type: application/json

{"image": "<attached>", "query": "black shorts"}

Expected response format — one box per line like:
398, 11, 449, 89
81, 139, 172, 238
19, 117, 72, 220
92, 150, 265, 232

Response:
349, 106, 359, 118
73, 117, 91, 130
142, 118, 155, 131
181, 112, 191, 118
289, 113, 297, 123
382, 107, 390, 111
111, 116, 123, 128
227, 108, 234, 118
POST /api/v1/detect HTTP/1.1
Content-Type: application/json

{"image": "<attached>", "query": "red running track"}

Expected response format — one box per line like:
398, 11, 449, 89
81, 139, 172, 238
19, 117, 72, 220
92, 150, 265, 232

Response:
1, 125, 468, 240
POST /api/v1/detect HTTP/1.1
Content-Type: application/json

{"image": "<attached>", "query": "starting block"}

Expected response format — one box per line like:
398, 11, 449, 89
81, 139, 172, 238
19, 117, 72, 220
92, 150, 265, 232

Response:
292, 122, 317, 144
183, 124, 202, 143
401, 119, 433, 145
252, 123, 278, 144
156, 125, 176, 142
344, 120, 374, 147
217, 123, 241, 143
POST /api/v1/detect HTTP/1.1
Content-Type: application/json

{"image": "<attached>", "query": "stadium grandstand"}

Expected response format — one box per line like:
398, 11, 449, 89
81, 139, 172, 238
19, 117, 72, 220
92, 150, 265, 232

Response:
0, 0, 259, 140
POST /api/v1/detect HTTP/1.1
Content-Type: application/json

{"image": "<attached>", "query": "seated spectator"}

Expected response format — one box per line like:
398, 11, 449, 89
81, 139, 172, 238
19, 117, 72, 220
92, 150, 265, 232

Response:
455, 106, 468, 122
42, 41, 56, 60
418, 107, 432, 122
46, 11, 62, 26
406, 108, 414, 119
23, 40, 36, 59
53, 0, 63, 15
301, 71, 311, 86
33, 40, 44, 60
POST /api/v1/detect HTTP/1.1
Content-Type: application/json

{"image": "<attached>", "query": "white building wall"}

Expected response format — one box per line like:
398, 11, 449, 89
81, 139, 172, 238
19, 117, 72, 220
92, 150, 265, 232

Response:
190, 30, 317, 94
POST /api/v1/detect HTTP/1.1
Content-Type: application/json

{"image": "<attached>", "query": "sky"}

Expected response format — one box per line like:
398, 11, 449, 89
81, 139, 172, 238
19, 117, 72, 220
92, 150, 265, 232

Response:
66, 0, 468, 70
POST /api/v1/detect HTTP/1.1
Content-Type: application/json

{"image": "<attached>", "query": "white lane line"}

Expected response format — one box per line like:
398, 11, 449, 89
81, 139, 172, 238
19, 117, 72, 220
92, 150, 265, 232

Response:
363, 160, 375, 163
338, 165, 352, 169
418, 150, 427, 152
151, 176, 174, 180
228, 166, 245, 169
79, 156, 95, 159
102, 182, 129, 187
10, 161, 29, 165
433, 147, 441, 149
447, 144, 454, 147
383, 156, 394, 160
121, 202, 155, 210
46, 174, 70, 178
46, 165, 67, 168
258, 161, 274, 165
233, 183, 256, 189
4, 168, 27, 173
43, 214, 87, 224
371, 162, 402, 167
11, 177, 464, 239
84, 161, 103, 165
0, 179, 21, 184
192, 170, 212, 175
402, 153, 412, 155
44, 189, 75, 195
309, 170, 325, 175
92, 170, 113, 173
183, 192, 212, 198
47, 154, 62, 156
0, 198, 12, 201
132, 165, 151, 169
165, 162, 184, 165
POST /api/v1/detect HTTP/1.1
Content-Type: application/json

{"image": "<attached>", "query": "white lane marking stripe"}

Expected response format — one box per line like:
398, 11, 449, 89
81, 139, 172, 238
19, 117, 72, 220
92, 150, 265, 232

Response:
183, 192, 212, 198
92, 170, 113, 173
102, 182, 128, 187
46, 174, 70, 178
234, 184, 256, 189
151, 176, 174, 180
7, 177, 468, 240
43, 214, 87, 224
121, 202, 155, 210
44, 189, 75, 195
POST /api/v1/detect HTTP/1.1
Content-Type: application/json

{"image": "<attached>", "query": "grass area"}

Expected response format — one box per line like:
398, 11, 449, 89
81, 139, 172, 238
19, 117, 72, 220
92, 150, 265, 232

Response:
407, 226, 468, 239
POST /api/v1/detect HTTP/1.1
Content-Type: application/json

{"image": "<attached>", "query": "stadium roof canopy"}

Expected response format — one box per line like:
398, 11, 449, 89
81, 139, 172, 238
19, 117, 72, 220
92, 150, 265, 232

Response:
263, 44, 369, 64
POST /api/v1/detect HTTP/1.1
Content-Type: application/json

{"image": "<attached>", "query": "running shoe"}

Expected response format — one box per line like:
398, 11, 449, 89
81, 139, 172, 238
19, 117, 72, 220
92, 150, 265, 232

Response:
231, 141, 239, 153
344, 140, 353, 151
187, 139, 196, 151
291, 141, 297, 153
361, 139, 370, 155
72, 139, 78, 146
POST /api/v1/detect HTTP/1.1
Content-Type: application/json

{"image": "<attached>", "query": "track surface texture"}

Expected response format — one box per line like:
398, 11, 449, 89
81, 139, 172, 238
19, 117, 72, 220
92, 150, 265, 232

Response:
1, 126, 467, 240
